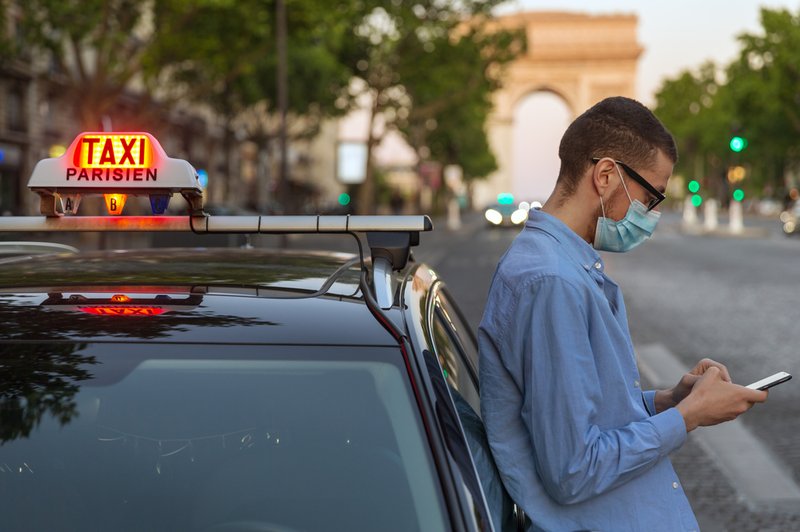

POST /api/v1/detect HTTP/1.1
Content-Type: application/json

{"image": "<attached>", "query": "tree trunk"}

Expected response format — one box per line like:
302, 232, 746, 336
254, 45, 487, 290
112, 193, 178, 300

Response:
356, 90, 381, 215
276, 0, 290, 213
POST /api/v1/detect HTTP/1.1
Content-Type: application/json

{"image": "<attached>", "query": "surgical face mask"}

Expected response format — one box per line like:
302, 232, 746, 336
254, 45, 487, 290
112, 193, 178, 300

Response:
593, 164, 661, 252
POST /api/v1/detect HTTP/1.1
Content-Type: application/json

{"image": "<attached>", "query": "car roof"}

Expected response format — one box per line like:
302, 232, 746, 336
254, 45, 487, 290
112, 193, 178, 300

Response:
0, 248, 398, 346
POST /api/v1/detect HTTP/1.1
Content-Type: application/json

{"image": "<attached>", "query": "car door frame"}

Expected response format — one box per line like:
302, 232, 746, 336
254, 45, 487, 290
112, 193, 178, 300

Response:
399, 263, 496, 532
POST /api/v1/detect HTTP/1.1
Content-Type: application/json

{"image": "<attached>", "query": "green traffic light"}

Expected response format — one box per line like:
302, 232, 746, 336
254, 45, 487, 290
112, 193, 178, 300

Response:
688, 180, 700, 193
732, 189, 744, 202
338, 192, 350, 206
729, 136, 747, 152
691, 194, 703, 207
497, 193, 514, 205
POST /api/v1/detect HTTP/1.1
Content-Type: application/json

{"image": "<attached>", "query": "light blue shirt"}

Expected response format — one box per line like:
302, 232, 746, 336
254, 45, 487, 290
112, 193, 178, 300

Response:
479, 209, 698, 531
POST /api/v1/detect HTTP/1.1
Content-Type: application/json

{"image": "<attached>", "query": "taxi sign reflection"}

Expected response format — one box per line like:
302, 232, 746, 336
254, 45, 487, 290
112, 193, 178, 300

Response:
41, 292, 203, 317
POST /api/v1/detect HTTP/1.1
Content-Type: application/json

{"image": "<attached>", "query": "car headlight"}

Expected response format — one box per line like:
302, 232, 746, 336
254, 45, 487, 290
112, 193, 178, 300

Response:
784, 221, 796, 234
510, 209, 528, 225
485, 209, 502, 225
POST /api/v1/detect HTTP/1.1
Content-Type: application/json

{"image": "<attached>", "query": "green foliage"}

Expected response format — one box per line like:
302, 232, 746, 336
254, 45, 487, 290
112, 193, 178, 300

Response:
17, 0, 154, 128
397, 21, 524, 180
145, 0, 361, 125
349, 0, 524, 212
655, 6, 800, 198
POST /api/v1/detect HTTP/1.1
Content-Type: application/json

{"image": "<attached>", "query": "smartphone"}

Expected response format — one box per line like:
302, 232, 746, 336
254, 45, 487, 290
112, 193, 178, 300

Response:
746, 371, 792, 391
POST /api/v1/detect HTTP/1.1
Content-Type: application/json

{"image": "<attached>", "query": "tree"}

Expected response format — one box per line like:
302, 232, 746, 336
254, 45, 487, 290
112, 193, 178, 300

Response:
17, 0, 157, 130
145, 0, 367, 209
726, 7, 800, 191
654, 61, 735, 198
349, 1, 523, 214
398, 21, 523, 182
655, 6, 800, 201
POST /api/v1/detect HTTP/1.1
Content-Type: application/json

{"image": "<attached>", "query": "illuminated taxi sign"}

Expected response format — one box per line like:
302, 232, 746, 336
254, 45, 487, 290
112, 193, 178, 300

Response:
72, 133, 153, 169
28, 131, 203, 217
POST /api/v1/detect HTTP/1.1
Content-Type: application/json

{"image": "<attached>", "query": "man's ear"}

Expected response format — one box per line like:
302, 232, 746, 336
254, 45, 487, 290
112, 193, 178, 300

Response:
592, 158, 617, 198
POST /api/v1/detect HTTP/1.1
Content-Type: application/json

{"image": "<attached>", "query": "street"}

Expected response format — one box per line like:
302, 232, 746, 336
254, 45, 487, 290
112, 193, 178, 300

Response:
412, 208, 800, 531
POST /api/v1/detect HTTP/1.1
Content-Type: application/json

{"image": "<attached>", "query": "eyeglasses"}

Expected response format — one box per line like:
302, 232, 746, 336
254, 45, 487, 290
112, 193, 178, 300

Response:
591, 157, 666, 211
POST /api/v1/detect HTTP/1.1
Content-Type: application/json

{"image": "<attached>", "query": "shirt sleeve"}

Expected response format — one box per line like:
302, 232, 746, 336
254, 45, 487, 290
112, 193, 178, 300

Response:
520, 276, 686, 505
642, 390, 658, 416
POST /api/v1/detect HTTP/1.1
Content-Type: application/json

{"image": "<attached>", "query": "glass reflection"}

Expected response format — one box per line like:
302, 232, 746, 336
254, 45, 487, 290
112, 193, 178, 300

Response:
0, 343, 97, 444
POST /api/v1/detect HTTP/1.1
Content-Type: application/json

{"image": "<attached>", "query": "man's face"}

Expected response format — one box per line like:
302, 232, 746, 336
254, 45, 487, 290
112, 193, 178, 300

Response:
603, 150, 673, 221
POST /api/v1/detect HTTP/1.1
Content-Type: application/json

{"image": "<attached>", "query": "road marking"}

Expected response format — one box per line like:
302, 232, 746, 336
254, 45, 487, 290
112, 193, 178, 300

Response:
637, 343, 800, 513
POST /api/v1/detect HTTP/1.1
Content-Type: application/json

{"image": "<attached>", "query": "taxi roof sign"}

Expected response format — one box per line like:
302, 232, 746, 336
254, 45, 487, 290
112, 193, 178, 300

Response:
28, 132, 203, 216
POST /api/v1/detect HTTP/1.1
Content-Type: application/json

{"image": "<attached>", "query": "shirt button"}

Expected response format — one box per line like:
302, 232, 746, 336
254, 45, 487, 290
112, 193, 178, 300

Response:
594, 262, 602, 269
672, 482, 679, 489
634, 380, 640, 388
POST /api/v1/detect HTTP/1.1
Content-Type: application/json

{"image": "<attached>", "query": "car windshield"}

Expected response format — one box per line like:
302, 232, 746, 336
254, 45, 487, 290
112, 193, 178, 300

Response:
0, 344, 447, 532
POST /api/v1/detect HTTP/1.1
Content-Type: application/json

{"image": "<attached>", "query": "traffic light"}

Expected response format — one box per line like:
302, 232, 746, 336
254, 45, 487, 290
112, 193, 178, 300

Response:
729, 135, 747, 152
732, 189, 745, 202
687, 180, 702, 207
727, 165, 746, 183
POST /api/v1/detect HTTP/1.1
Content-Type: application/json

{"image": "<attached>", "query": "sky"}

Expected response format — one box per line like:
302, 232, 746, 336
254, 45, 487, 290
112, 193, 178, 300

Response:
498, 0, 797, 202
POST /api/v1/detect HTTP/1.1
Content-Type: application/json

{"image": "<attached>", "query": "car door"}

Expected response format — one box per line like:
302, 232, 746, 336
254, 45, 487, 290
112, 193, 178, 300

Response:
427, 285, 519, 532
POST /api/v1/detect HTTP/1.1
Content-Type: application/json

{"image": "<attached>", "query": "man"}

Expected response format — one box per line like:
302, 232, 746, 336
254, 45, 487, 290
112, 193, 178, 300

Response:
478, 96, 767, 531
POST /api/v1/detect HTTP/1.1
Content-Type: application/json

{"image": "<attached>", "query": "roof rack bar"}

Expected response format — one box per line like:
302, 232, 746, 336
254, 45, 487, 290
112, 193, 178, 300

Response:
0, 215, 433, 233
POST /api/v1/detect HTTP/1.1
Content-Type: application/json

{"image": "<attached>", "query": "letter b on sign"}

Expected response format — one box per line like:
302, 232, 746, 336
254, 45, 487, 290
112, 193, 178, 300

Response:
103, 193, 127, 215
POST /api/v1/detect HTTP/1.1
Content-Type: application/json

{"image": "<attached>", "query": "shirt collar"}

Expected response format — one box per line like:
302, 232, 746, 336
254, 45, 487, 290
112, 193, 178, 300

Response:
525, 208, 604, 272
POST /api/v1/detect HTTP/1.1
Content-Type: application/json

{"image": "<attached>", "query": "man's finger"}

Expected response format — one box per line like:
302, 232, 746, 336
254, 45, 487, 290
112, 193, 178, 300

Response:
695, 358, 732, 382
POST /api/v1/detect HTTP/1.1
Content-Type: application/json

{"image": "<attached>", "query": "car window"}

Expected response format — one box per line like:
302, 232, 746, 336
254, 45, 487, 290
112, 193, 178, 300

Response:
432, 296, 480, 414
435, 290, 479, 375
430, 291, 518, 532
0, 343, 448, 532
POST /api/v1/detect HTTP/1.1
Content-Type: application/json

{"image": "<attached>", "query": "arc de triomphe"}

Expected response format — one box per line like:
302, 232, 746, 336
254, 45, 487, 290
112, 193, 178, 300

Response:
474, 11, 643, 207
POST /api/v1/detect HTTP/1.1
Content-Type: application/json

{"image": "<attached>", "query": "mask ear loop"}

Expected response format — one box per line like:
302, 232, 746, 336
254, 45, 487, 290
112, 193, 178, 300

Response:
615, 163, 634, 204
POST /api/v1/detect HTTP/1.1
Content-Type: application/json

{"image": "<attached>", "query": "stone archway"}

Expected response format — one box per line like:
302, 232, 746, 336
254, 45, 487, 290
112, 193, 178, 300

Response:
474, 11, 643, 207
512, 90, 572, 203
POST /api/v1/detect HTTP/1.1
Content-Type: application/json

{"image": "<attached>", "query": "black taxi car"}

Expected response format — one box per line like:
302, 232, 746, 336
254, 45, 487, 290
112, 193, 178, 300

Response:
0, 132, 519, 532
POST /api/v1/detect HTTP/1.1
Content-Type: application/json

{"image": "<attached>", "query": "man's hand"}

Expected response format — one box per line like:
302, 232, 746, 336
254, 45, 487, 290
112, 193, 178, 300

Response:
654, 358, 732, 413
676, 366, 768, 432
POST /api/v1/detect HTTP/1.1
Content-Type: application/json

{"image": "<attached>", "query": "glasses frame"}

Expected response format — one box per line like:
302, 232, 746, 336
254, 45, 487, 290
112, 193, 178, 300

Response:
591, 157, 666, 211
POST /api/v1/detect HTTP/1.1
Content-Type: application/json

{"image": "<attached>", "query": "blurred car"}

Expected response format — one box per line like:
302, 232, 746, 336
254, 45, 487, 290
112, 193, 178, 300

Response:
484, 203, 529, 228
780, 201, 800, 235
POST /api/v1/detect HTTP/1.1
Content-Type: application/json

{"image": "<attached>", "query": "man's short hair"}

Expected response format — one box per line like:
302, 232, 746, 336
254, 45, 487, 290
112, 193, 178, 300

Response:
556, 96, 677, 194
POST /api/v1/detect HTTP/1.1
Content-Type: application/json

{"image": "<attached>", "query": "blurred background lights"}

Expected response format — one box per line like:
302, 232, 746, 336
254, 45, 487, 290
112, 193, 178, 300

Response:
497, 192, 514, 205
197, 169, 209, 189
729, 136, 747, 152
